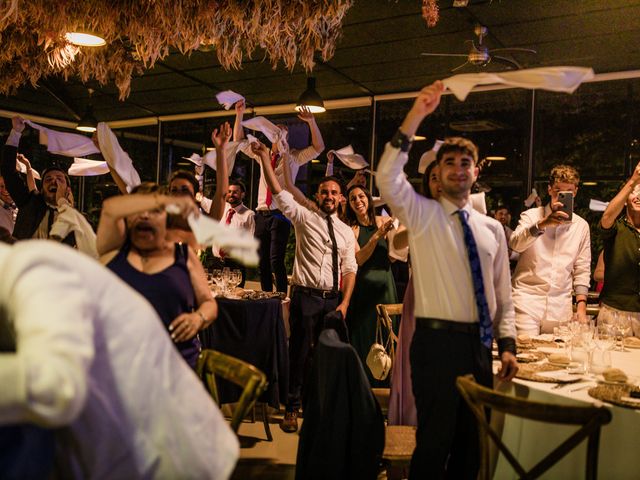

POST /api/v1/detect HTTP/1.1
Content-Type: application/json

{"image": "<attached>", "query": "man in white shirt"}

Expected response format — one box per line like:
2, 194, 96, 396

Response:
376, 81, 517, 479
212, 179, 256, 287
234, 100, 325, 293
510, 165, 591, 334
250, 140, 356, 434
0, 241, 238, 479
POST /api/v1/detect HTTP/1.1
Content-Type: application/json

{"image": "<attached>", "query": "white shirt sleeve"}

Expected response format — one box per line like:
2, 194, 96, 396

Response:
273, 190, 311, 225
492, 225, 517, 340
572, 222, 592, 294
509, 208, 542, 253
0, 254, 94, 427
340, 226, 358, 276
289, 145, 319, 166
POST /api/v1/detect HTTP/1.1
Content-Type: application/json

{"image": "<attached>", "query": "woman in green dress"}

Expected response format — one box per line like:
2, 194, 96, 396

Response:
345, 184, 398, 387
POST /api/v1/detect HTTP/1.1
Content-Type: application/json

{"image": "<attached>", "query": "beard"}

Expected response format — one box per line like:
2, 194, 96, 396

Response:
319, 200, 337, 214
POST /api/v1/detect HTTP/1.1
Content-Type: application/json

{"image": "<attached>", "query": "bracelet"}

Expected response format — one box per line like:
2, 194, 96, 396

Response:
576, 299, 587, 305
195, 310, 207, 327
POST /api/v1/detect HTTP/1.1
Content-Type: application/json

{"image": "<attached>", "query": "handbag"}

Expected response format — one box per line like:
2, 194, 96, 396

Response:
366, 313, 396, 380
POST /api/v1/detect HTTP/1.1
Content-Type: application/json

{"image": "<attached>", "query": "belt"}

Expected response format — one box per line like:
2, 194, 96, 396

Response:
293, 286, 340, 299
256, 209, 282, 215
416, 317, 479, 335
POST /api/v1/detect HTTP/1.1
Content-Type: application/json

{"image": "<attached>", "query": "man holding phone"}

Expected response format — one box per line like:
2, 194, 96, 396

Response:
510, 165, 591, 334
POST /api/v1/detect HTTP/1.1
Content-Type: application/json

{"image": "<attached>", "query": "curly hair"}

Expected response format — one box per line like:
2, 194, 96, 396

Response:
549, 164, 580, 186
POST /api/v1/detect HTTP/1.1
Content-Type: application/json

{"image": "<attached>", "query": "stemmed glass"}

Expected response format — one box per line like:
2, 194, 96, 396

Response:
616, 316, 633, 352
226, 270, 241, 298
211, 269, 224, 296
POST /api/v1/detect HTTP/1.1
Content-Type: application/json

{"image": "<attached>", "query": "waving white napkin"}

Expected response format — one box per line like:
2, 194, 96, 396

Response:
215, 90, 245, 110
241, 116, 288, 153
25, 120, 100, 157
418, 140, 444, 174
589, 199, 609, 212
328, 145, 368, 170
443, 67, 595, 101
469, 191, 487, 215
96, 123, 141, 192
182, 142, 241, 172
15, 160, 41, 179
188, 213, 259, 266
68, 158, 109, 176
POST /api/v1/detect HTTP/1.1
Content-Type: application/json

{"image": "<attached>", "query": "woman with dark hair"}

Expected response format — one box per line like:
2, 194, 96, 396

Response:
345, 184, 398, 387
96, 182, 217, 369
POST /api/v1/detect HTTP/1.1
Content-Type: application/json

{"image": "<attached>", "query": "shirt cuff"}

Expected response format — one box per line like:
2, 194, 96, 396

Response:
529, 222, 544, 237
498, 337, 517, 356
574, 285, 589, 296
6, 129, 22, 147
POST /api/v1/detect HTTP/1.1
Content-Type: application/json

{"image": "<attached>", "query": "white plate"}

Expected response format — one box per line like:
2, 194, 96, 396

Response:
537, 370, 585, 383
623, 341, 640, 349
538, 347, 563, 355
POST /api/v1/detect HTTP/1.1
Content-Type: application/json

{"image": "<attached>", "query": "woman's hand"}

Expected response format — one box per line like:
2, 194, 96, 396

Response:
165, 194, 199, 218
212, 122, 232, 149
169, 312, 205, 342
376, 218, 395, 238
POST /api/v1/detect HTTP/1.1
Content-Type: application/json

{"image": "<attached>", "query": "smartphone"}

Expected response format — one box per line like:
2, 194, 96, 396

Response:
557, 191, 574, 221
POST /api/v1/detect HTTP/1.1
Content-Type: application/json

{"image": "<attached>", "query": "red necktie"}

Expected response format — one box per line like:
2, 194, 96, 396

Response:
265, 153, 279, 207
225, 208, 236, 225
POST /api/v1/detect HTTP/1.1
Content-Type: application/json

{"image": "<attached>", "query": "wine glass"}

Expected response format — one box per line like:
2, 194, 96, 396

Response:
617, 316, 633, 352
211, 269, 224, 296
595, 323, 615, 351
226, 270, 240, 298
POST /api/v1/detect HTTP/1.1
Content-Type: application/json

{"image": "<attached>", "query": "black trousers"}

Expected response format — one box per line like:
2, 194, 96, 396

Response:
254, 211, 290, 293
286, 288, 341, 412
409, 325, 492, 480
209, 256, 247, 288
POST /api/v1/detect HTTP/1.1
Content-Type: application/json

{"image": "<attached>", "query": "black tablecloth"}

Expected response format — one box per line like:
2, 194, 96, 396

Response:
200, 297, 289, 409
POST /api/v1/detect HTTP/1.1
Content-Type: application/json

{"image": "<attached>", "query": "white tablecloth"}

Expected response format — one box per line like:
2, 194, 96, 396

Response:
493, 349, 640, 479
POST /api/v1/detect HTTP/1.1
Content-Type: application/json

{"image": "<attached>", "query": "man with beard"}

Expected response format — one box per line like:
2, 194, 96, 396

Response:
376, 81, 517, 479
1, 117, 76, 245
250, 141, 357, 434
211, 179, 255, 287
598, 160, 640, 337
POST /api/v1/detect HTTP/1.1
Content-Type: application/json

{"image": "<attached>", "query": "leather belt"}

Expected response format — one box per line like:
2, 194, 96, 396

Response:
416, 317, 479, 335
256, 209, 282, 216
293, 286, 340, 299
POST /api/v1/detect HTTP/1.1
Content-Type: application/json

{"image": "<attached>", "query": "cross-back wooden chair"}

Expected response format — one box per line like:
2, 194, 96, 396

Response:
196, 349, 270, 439
375, 303, 401, 356
456, 375, 612, 480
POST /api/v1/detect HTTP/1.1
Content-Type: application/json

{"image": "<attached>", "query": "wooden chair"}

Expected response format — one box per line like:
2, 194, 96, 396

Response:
382, 425, 416, 470
375, 303, 401, 359
196, 349, 270, 440
456, 375, 612, 480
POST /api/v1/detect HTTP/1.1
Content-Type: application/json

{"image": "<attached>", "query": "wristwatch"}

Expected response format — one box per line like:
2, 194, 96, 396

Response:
390, 129, 414, 152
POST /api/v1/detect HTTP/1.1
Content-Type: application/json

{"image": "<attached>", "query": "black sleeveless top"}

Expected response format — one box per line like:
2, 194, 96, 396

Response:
107, 241, 201, 368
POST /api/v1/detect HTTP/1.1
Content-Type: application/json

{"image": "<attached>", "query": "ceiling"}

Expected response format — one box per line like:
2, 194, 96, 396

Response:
2, 0, 640, 124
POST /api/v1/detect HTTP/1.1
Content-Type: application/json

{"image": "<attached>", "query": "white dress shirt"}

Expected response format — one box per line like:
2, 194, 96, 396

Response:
273, 190, 357, 290
510, 205, 591, 323
257, 146, 319, 210
376, 143, 516, 340
214, 202, 255, 257
0, 241, 238, 479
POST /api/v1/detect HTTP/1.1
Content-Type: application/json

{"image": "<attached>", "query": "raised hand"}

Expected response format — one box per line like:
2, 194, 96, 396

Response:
16, 153, 31, 169
235, 99, 245, 116
327, 151, 335, 163
250, 141, 269, 159
12, 116, 25, 133
410, 80, 445, 119
297, 105, 315, 124
212, 122, 232, 149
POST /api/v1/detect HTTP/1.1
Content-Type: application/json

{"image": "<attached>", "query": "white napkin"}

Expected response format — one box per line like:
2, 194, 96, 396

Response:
183, 142, 241, 172
68, 158, 110, 176
215, 90, 245, 110
15, 160, 41, 179
241, 116, 288, 153
418, 140, 443, 174
524, 188, 539, 208
372, 196, 386, 208
589, 199, 609, 212
49, 200, 99, 259
25, 120, 100, 157
328, 145, 368, 170
188, 213, 259, 266
237, 134, 261, 161
470, 192, 487, 215
443, 67, 595, 101
96, 123, 141, 193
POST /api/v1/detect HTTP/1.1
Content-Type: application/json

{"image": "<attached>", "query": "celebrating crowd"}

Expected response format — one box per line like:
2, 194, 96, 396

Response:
1, 78, 639, 479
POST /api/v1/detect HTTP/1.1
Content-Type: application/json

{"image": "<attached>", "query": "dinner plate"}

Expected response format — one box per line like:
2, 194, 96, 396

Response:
538, 347, 562, 355
623, 340, 640, 349
547, 360, 571, 368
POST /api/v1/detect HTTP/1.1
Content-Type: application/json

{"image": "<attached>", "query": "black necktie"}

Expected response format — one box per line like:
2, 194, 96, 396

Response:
326, 215, 339, 291
46, 207, 56, 236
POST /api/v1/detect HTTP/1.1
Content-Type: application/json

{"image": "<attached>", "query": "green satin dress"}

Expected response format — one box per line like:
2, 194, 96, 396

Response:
347, 223, 398, 387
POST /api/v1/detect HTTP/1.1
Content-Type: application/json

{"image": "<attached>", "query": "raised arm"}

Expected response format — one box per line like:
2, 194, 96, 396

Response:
298, 106, 325, 154
601, 160, 640, 229
251, 141, 282, 195
1, 117, 30, 206
209, 122, 232, 220
325, 151, 334, 176
233, 100, 245, 142
282, 148, 319, 212
16, 154, 37, 193
96, 193, 198, 257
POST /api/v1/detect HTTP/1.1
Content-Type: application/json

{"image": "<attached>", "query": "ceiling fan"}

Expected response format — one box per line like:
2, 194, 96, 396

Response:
421, 24, 537, 72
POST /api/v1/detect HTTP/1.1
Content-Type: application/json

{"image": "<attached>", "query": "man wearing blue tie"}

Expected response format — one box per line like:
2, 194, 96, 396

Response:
376, 80, 518, 479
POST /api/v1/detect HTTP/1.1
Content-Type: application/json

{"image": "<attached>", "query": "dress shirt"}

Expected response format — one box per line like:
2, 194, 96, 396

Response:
256, 146, 319, 211
0, 199, 16, 234
0, 241, 238, 479
213, 202, 255, 257
273, 190, 357, 290
375, 143, 516, 341
509, 205, 591, 322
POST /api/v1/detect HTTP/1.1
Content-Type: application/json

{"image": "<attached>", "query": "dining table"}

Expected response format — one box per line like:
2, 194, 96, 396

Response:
491, 343, 640, 479
199, 294, 289, 409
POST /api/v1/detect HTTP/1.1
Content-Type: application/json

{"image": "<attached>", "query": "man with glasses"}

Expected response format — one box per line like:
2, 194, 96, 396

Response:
510, 165, 591, 334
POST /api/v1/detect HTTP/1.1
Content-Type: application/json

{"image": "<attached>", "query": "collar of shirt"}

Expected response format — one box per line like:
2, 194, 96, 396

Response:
439, 195, 474, 217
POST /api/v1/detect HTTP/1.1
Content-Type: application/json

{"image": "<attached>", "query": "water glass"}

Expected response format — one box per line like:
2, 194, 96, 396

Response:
590, 348, 612, 374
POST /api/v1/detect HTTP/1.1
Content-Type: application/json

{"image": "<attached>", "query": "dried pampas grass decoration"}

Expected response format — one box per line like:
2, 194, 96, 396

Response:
0, 0, 353, 100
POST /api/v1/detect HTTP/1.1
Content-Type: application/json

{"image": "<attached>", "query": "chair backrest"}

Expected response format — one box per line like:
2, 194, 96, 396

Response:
456, 375, 612, 480
196, 349, 268, 433
375, 303, 401, 362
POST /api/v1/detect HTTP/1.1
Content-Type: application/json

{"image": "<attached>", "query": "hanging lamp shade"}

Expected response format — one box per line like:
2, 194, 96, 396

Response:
76, 105, 98, 133
295, 77, 325, 113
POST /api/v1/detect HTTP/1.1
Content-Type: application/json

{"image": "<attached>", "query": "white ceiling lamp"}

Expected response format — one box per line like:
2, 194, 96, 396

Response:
65, 32, 106, 47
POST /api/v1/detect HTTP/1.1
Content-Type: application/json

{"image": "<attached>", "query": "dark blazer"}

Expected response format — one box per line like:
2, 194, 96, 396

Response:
296, 329, 384, 480
1, 144, 73, 245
